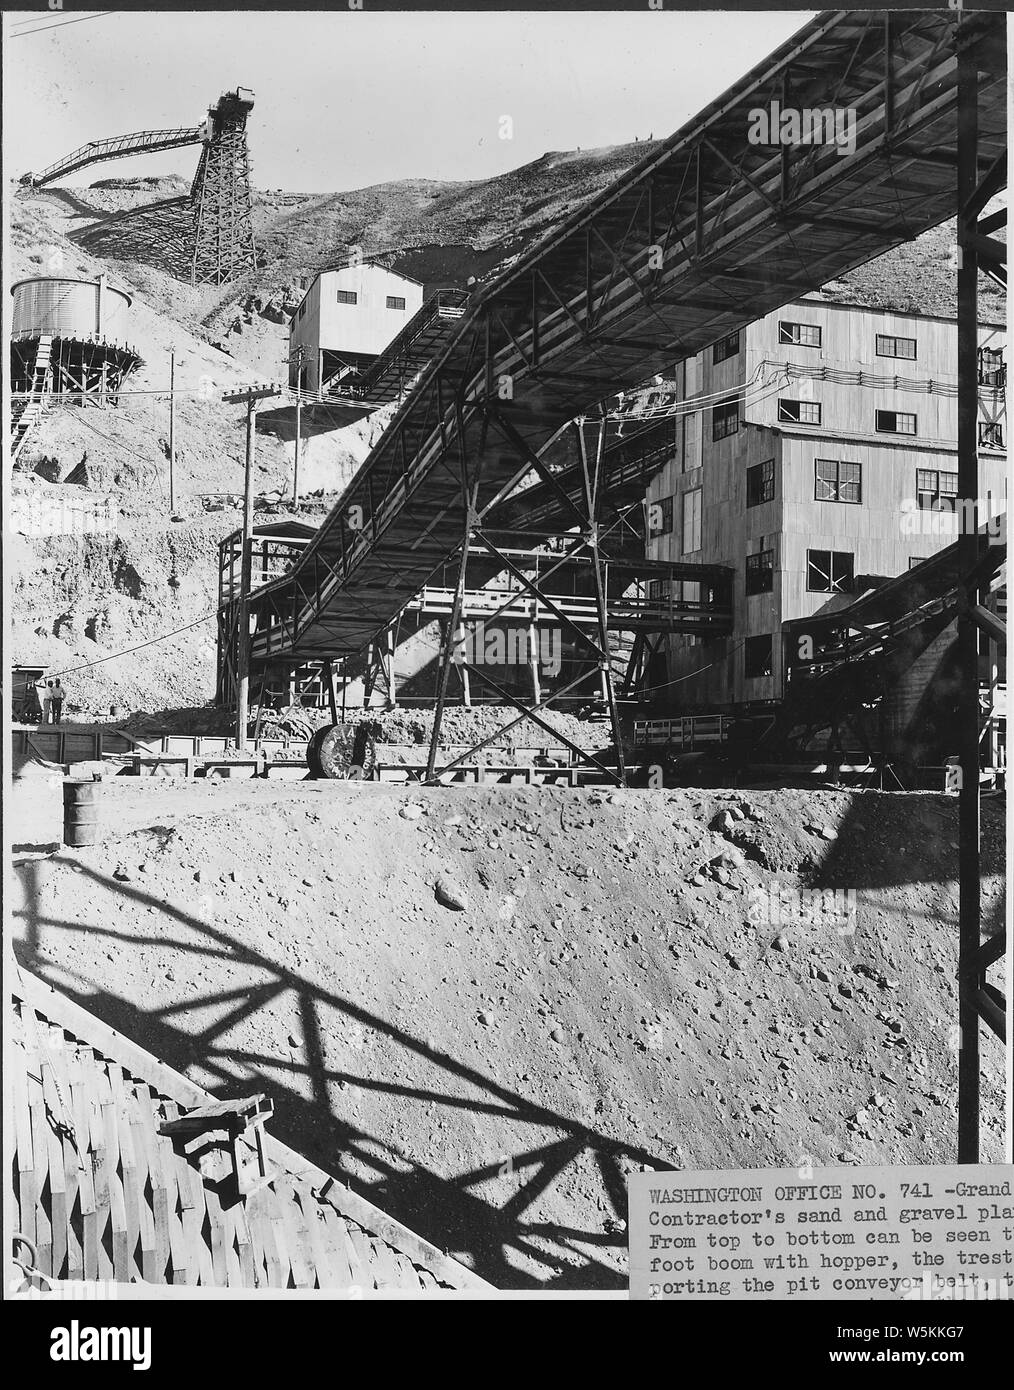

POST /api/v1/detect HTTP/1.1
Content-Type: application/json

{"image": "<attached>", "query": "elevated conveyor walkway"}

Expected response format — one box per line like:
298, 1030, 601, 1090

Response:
247, 11, 1005, 669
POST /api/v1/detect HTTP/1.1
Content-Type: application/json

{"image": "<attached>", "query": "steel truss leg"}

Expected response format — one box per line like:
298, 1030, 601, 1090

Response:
425, 415, 482, 779
422, 412, 627, 786
575, 418, 626, 784
955, 34, 1007, 1163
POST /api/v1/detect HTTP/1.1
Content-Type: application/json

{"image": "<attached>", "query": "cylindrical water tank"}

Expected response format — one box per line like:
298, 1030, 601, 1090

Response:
10, 276, 132, 341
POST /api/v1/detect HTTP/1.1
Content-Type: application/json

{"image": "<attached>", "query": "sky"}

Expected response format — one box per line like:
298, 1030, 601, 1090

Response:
4, 9, 815, 192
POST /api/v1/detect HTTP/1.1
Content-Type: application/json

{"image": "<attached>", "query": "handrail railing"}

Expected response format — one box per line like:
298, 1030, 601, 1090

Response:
22, 126, 203, 188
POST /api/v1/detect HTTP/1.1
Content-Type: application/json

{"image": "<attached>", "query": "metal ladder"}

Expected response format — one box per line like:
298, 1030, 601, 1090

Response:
11, 335, 53, 461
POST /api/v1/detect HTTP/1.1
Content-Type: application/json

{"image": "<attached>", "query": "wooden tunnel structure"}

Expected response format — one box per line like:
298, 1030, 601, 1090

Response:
9, 967, 489, 1293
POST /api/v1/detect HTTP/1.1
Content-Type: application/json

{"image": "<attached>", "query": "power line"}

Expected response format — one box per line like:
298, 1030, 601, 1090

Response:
10, 12, 113, 40
48, 611, 218, 680
61, 406, 167, 502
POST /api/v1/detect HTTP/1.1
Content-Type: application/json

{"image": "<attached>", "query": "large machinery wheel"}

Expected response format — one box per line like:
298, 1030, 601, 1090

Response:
306, 721, 381, 779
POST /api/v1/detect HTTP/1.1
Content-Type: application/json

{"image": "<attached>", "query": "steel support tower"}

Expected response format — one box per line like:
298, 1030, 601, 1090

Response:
190, 89, 257, 287
954, 32, 1007, 1163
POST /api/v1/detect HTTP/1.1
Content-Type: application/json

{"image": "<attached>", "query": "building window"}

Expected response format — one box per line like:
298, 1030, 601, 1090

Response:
979, 420, 1005, 449
682, 488, 702, 555
336, 290, 358, 305
744, 635, 773, 679
712, 395, 740, 441
647, 578, 669, 603
815, 458, 862, 504
778, 321, 821, 348
778, 398, 821, 425
647, 494, 674, 536
876, 334, 917, 360
713, 331, 740, 363
978, 347, 1005, 387
386, 295, 406, 310
807, 549, 854, 594
876, 409, 917, 435
745, 549, 774, 596
746, 458, 775, 508
916, 469, 959, 511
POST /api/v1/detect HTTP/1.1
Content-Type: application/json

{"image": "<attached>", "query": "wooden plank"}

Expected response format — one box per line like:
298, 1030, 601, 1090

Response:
136, 1088, 171, 1283
364, 1231, 405, 1288
12, 1025, 39, 1253
270, 1209, 294, 1289
88, 1058, 114, 1281
173, 1130, 210, 1285
184, 1201, 212, 1285
326, 1208, 362, 1290
285, 1185, 317, 1290
99, 1074, 130, 1282
344, 1223, 378, 1290
48, 1026, 85, 1281
41, 1055, 69, 1280
110, 1067, 142, 1281
162, 1153, 192, 1286
204, 1182, 230, 1287
221, 1209, 244, 1289
387, 1248, 424, 1287
275, 1184, 314, 1288
314, 1203, 353, 1287
234, 1214, 256, 1289
297, 1190, 338, 1291
129, 1098, 158, 1284
67, 1045, 98, 1280
28, 1078, 53, 1277
11, 1016, 35, 1176
244, 1188, 273, 1288
79, 1046, 106, 1156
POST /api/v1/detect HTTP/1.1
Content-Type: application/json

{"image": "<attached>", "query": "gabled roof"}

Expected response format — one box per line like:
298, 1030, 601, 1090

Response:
10, 967, 489, 1293
291, 260, 425, 323
317, 260, 423, 287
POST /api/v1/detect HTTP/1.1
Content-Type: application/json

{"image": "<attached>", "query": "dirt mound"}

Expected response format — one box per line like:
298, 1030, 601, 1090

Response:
10, 780, 1005, 1287
260, 703, 606, 753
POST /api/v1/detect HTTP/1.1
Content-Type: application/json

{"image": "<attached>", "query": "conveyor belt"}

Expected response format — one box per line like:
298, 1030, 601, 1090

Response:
248, 9, 1006, 666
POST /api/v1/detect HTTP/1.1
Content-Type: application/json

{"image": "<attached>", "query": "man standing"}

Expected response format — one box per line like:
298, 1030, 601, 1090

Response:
33, 677, 49, 723
50, 678, 65, 724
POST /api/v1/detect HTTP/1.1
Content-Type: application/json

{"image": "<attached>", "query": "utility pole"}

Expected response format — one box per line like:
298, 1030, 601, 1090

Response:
293, 344, 304, 507
222, 383, 282, 750
168, 350, 176, 514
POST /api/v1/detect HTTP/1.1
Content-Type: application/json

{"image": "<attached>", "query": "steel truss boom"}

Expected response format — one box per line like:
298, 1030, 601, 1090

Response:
21, 127, 203, 188
248, 10, 1006, 673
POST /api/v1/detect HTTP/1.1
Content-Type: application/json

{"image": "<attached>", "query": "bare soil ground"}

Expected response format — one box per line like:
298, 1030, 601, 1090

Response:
10, 773, 1005, 1288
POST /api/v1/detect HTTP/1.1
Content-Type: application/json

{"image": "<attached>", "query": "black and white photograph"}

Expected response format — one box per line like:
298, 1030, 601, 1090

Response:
2, 0, 1011, 1342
